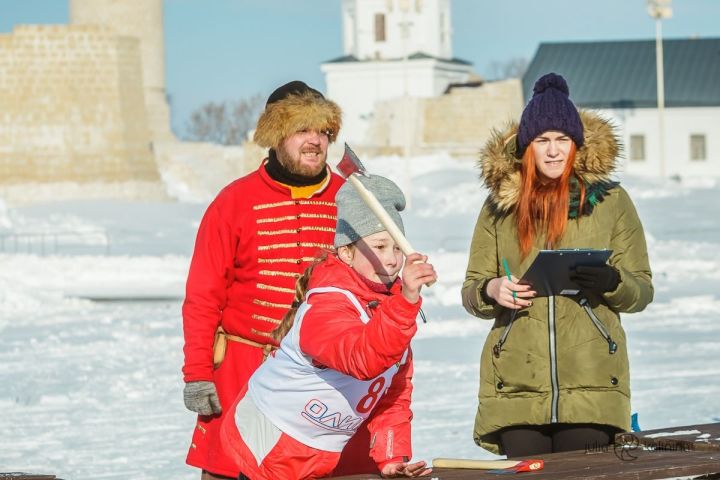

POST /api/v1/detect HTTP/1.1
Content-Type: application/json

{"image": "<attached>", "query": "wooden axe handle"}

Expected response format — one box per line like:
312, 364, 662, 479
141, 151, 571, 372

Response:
346, 175, 435, 287
433, 458, 544, 472
347, 175, 414, 254
432, 458, 523, 469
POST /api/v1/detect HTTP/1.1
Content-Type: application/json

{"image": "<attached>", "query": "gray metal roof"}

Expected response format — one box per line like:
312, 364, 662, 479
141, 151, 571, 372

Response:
523, 38, 720, 108
323, 51, 472, 66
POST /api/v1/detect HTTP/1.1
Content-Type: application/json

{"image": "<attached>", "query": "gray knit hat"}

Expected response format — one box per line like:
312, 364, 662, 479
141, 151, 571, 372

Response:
334, 175, 406, 248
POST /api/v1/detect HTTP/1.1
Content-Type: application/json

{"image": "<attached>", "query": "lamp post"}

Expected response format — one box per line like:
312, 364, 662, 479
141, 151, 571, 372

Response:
398, 0, 413, 208
646, 0, 672, 177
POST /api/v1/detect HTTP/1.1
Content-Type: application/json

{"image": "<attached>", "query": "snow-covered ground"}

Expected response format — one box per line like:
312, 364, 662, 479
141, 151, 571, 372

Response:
1, 155, 719, 479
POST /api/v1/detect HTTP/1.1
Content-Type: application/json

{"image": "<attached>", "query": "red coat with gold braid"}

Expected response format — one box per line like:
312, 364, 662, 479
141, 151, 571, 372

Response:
183, 163, 344, 477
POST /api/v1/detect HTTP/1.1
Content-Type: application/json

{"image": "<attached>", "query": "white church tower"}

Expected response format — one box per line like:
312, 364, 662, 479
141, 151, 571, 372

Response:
322, 0, 474, 145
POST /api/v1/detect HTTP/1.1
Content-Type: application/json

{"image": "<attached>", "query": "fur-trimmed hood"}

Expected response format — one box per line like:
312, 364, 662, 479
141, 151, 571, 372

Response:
478, 110, 620, 214
253, 91, 342, 149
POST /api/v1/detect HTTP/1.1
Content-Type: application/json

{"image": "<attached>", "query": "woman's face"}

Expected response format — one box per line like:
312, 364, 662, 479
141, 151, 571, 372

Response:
530, 130, 573, 180
339, 231, 404, 285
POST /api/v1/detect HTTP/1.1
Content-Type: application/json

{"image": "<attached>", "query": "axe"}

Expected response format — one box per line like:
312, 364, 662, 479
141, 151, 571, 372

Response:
432, 458, 544, 473
337, 143, 434, 287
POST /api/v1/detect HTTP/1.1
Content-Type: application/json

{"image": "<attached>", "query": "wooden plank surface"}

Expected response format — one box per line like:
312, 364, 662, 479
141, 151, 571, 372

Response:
330, 449, 720, 479
0, 475, 57, 480
616, 422, 720, 452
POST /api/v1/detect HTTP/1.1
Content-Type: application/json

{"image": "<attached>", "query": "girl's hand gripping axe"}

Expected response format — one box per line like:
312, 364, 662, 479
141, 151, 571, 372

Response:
336, 143, 434, 287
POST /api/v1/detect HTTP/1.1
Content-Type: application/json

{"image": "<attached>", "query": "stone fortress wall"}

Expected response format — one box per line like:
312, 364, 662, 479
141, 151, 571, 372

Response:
0, 24, 159, 184
0, 0, 248, 205
364, 79, 523, 157
70, 0, 173, 142
423, 79, 523, 149
0, 0, 523, 204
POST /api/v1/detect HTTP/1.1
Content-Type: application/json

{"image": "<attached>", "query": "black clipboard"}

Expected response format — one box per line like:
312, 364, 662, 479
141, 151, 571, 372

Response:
519, 249, 613, 297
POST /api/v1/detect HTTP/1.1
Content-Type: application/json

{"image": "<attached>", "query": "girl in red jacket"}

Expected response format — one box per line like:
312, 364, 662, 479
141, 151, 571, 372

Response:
221, 174, 436, 479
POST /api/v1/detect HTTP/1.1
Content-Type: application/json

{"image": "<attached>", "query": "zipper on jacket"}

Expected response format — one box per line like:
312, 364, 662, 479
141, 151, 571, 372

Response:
548, 295, 560, 423
579, 298, 618, 354
492, 309, 518, 358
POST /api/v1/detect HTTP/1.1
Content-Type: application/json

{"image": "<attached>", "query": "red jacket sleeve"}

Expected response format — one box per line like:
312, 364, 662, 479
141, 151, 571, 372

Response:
298, 292, 421, 380
367, 351, 414, 470
181, 199, 237, 382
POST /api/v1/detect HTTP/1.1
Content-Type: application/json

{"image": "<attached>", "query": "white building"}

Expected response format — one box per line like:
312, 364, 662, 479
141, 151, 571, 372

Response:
322, 0, 475, 146
523, 38, 720, 177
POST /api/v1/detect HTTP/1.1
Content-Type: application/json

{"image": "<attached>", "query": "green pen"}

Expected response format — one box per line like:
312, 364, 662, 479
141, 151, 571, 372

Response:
502, 258, 517, 300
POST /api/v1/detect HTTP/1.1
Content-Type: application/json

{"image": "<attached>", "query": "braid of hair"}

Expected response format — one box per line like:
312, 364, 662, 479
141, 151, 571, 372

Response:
271, 252, 329, 342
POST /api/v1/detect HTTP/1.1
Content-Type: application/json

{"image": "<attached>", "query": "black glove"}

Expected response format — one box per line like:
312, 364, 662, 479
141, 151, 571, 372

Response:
570, 265, 620, 293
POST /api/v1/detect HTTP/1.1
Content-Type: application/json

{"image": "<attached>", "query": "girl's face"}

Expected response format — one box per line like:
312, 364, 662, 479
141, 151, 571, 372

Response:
530, 130, 573, 180
339, 231, 404, 285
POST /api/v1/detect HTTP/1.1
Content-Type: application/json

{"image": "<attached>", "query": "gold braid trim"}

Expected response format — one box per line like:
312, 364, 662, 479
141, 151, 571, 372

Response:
259, 270, 300, 278
301, 200, 336, 207
251, 328, 274, 339
253, 201, 295, 210
257, 215, 296, 224
258, 226, 336, 235
300, 226, 335, 233
259, 243, 298, 251
258, 229, 297, 236
253, 200, 336, 210
257, 283, 294, 294
258, 257, 317, 264
251, 313, 282, 324
253, 299, 292, 309
258, 242, 333, 251
299, 213, 337, 220
256, 213, 337, 224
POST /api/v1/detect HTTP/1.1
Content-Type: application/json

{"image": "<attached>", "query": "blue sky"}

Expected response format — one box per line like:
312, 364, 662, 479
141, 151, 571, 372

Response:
2, 0, 719, 135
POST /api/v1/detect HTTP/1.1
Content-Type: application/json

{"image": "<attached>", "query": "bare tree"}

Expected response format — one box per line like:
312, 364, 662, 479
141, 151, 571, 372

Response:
184, 94, 263, 145
487, 57, 529, 81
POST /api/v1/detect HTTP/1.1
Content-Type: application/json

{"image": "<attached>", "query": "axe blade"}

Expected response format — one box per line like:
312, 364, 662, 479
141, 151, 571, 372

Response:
337, 143, 368, 178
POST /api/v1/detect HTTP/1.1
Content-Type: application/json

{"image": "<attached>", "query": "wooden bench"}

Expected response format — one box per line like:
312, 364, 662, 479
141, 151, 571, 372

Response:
330, 422, 720, 479
332, 449, 719, 479
616, 422, 720, 453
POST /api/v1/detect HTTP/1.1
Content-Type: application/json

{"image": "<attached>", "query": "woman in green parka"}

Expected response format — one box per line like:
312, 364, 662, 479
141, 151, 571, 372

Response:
462, 73, 653, 458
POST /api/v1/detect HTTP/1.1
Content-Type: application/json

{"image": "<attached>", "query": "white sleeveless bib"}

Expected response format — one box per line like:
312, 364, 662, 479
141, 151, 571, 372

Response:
248, 287, 408, 452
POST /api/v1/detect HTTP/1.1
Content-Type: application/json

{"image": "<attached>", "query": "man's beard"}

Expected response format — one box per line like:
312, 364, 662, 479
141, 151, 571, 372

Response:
276, 145, 327, 177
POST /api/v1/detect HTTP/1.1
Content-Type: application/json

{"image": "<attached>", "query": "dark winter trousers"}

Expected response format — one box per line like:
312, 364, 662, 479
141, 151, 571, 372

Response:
498, 423, 620, 458
200, 471, 251, 480
201, 470, 235, 480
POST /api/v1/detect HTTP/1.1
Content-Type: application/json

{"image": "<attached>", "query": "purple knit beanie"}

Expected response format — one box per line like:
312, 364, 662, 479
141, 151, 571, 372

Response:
516, 73, 584, 158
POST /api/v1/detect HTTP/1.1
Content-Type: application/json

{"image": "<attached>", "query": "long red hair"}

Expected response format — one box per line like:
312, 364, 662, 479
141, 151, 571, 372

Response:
516, 142, 584, 258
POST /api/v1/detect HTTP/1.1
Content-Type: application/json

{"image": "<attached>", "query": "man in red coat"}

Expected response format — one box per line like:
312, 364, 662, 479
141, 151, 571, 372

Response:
182, 80, 345, 479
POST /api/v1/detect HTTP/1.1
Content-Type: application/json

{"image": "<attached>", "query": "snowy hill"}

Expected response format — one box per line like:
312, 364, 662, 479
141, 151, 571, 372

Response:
1, 155, 719, 479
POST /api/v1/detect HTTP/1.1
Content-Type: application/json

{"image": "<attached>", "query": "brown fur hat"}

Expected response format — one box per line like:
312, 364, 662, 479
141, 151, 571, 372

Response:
253, 81, 342, 149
